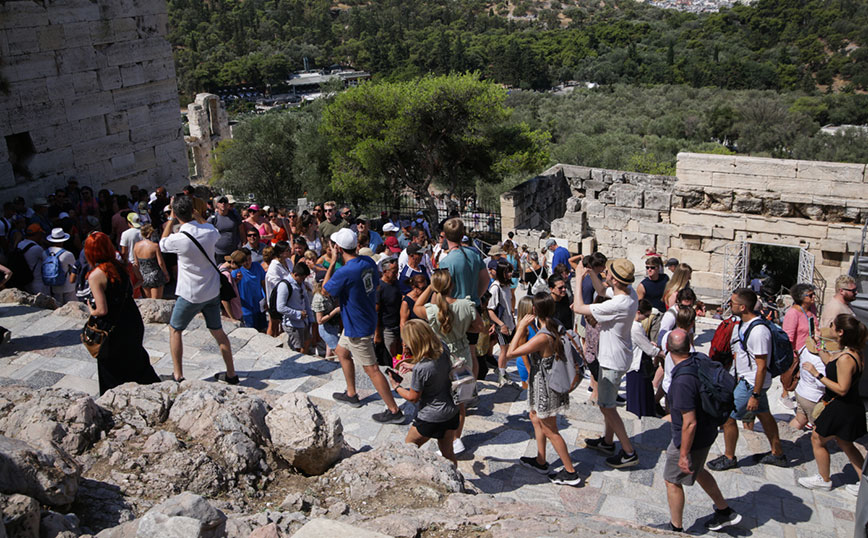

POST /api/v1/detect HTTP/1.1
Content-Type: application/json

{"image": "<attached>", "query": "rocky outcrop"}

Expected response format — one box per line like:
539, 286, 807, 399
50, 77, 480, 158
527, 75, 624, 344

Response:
0, 494, 40, 538
0, 289, 57, 309
265, 393, 343, 475
0, 387, 109, 456
52, 301, 91, 320
0, 436, 80, 507
134, 299, 175, 324
96, 382, 179, 430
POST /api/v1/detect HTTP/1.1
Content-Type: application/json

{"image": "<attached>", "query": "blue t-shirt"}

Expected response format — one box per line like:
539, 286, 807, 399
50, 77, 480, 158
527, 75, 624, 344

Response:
232, 263, 266, 317
440, 246, 486, 305
551, 246, 570, 272
368, 231, 384, 252
324, 255, 379, 338
669, 355, 719, 450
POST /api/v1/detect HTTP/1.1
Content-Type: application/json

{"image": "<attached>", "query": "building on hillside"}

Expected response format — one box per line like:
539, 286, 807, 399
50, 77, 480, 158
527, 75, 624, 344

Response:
0, 0, 187, 204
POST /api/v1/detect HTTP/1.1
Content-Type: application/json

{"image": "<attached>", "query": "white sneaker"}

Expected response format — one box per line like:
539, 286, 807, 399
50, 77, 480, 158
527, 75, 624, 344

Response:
846, 483, 861, 496
453, 438, 466, 455
798, 474, 832, 491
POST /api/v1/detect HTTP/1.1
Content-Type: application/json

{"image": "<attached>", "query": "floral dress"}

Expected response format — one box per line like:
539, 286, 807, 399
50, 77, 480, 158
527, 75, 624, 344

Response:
528, 327, 570, 419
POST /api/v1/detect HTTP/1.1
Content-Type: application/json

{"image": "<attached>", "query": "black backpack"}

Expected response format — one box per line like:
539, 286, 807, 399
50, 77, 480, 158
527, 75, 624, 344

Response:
268, 279, 292, 319
6, 242, 36, 289
672, 353, 736, 427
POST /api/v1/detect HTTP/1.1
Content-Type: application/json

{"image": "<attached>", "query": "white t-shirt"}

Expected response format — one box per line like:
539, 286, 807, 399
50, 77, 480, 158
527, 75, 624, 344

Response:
630, 319, 660, 372
730, 317, 772, 389
266, 258, 291, 300
659, 306, 678, 336
487, 280, 515, 332
44, 246, 77, 296
159, 221, 221, 303
119, 228, 143, 263
590, 287, 639, 371
795, 346, 826, 403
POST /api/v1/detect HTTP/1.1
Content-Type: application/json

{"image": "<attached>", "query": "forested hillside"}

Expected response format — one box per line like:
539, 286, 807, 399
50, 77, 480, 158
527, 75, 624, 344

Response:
168, 0, 868, 95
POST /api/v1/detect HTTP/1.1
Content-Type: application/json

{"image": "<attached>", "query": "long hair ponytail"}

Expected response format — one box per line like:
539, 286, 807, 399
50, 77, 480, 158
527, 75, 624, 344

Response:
431, 269, 454, 335
532, 292, 565, 361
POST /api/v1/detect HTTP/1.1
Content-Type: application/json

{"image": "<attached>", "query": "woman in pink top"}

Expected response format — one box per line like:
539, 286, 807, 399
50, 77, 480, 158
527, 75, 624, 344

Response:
781, 282, 818, 407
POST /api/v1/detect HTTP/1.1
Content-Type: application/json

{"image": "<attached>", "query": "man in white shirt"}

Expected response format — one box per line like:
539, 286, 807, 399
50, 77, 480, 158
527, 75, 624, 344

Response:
707, 288, 786, 472
119, 213, 143, 264
574, 257, 640, 469
160, 195, 237, 385
819, 275, 857, 328
43, 228, 77, 305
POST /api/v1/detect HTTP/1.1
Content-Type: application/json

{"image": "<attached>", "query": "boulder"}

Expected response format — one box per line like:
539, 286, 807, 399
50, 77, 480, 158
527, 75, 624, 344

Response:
265, 393, 343, 475
168, 383, 270, 474
0, 387, 108, 456
135, 299, 174, 324
318, 442, 463, 502
0, 289, 57, 309
96, 382, 179, 430
0, 436, 80, 506
247, 523, 279, 538
39, 510, 82, 538
52, 301, 91, 320
136, 513, 203, 538
0, 494, 39, 538
142, 431, 180, 454
146, 492, 227, 538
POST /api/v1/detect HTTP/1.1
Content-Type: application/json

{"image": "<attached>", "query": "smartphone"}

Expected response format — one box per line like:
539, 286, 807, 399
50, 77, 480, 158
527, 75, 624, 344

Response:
809, 317, 815, 338
385, 367, 403, 384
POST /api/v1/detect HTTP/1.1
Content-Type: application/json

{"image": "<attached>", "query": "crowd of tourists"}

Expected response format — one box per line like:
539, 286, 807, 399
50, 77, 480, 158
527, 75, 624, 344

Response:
0, 183, 866, 534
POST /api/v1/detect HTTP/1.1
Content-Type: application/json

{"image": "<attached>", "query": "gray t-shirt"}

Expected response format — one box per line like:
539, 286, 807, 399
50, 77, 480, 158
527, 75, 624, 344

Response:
410, 348, 458, 423
212, 212, 241, 255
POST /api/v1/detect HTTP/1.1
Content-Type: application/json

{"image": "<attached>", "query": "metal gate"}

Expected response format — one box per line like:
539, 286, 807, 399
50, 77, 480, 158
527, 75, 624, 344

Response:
722, 241, 750, 309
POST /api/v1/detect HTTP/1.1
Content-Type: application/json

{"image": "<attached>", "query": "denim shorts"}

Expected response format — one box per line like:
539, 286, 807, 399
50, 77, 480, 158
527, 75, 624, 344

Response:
731, 378, 770, 421
170, 295, 223, 331
598, 366, 626, 408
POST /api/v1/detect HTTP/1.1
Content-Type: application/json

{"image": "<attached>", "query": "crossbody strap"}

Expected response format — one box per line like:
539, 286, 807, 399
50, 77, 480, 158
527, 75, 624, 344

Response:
181, 231, 221, 278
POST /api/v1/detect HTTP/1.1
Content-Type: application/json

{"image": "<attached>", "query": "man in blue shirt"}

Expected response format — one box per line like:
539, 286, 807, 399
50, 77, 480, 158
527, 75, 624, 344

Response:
324, 228, 403, 424
356, 215, 383, 253
546, 238, 570, 273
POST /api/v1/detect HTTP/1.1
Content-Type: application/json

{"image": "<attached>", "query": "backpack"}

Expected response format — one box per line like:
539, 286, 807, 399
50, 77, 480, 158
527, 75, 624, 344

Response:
530, 267, 549, 295
739, 318, 794, 378
543, 327, 585, 394
672, 353, 736, 427
42, 248, 68, 287
450, 366, 477, 405
6, 242, 36, 289
709, 316, 739, 369
268, 279, 292, 320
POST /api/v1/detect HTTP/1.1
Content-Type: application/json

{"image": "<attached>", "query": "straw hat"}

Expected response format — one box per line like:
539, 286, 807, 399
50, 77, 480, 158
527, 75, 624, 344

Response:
606, 258, 635, 285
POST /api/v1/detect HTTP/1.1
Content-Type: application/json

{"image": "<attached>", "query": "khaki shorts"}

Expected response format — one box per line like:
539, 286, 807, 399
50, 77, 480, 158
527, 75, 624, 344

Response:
338, 333, 377, 367
795, 393, 820, 425
663, 440, 711, 486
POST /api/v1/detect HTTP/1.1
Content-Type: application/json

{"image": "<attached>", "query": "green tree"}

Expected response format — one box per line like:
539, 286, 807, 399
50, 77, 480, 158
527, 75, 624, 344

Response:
321, 73, 550, 218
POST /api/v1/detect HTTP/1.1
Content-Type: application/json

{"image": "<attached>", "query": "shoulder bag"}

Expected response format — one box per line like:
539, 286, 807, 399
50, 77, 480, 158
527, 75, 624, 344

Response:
181, 231, 237, 301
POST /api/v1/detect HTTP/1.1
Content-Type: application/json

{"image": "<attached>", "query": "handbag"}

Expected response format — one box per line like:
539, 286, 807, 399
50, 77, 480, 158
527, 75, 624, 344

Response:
639, 353, 656, 379
81, 317, 111, 358
811, 397, 833, 422
181, 231, 237, 301
450, 365, 477, 405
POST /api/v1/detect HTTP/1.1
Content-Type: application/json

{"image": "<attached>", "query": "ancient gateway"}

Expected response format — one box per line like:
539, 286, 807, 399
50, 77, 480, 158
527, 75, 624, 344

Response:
0, 0, 188, 201
502, 152, 868, 306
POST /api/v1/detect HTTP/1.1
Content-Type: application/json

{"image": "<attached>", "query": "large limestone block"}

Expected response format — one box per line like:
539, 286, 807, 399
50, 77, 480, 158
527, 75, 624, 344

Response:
732, 155, 798, 178
796, 160, 865, 183
677, 152, 736, 174
0, 436, 80, 507
675, 169, 713, 187
665, 247, 711, 272
265, 393, 344, 475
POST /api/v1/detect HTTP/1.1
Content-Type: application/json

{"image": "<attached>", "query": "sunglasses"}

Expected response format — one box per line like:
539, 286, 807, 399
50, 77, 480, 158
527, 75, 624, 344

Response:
555, 285, 566, 290
247, 233, 258, 237
645, 265, 658, 269
325, 208, 335, 212
844, 287, 858, 293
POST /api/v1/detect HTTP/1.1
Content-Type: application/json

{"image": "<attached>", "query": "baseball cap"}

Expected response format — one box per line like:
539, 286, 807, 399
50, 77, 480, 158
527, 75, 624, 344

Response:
26, 223, 43, 235
216, 196, 229, 204
666, 257, 679, 267
249, 204, 260, 211
355, 214, 369, 223
331, 228, 358, 250
407, 243, 422, 256
127, 212, 141, 228
382, 222, 398, 233
384, 236, 401, 253
545, 238, 557, 249
607, 258, 636, 285
487, 259, 499, 270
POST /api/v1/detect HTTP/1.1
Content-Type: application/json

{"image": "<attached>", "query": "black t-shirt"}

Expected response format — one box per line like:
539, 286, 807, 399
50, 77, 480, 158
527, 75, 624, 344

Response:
376, 280, 402, 329
669, 356, 719, 450
552, 295, 574, 330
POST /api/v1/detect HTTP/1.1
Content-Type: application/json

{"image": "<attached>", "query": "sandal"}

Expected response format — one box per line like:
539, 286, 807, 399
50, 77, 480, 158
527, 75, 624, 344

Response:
214, 372, 240, 385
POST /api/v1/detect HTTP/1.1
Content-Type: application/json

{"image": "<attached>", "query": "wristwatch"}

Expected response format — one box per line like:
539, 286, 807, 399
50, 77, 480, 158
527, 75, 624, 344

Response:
751, 392, 761, 399
817, 373, 824, 381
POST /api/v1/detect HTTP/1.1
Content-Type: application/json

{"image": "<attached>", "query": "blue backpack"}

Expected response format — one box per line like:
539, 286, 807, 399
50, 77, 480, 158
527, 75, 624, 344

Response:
672, 353, 736, 427
41, 248, 67, 287
739, 319, 794, 378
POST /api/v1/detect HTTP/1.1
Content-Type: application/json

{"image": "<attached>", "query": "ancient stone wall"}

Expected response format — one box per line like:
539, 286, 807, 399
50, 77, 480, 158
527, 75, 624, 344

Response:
502, 153, 866, 304
185, 93, 230, 184
0, 0, 187, 203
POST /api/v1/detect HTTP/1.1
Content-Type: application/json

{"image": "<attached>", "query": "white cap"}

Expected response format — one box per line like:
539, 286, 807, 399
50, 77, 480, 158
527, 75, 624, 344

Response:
331, 228, 358, 250
382, 222, 398, 233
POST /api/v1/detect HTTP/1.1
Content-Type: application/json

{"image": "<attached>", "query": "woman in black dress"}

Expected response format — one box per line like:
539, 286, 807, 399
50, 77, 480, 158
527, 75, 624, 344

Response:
84, 232, 160, 394
799, 314, 868, 491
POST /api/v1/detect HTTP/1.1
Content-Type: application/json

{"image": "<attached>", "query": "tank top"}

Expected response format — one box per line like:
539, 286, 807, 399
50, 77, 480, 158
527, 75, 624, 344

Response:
641, 274, 669, 312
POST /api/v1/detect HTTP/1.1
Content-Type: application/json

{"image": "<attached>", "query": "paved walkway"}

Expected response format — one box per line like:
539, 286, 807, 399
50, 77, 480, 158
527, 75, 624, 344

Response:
0, 304, 859, 537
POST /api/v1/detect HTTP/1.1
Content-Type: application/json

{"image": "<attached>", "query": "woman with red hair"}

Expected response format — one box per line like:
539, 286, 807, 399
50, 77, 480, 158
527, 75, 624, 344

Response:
85, 232, 159, 394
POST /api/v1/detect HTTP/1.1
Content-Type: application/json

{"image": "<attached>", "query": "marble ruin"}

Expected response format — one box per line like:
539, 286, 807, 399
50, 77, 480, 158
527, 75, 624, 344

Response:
0, 0, 187, 201
185, 93, 230, 184
502, 152, 867, 304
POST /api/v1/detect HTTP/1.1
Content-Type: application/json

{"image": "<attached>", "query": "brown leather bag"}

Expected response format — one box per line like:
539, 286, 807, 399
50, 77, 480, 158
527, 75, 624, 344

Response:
780, 356, 800, 392
81, 318, 111, 358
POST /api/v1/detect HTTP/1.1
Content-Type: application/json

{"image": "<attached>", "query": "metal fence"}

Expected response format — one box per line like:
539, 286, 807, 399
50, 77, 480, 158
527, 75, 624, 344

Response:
361, 193, 501, 242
